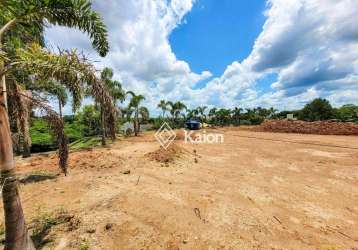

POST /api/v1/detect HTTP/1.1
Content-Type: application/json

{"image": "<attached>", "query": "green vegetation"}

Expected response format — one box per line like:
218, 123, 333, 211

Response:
30, 119, 53, 146
30, 208, 76, 248
298, 98, 335, 121
28, 98, 358, 154
153, 98, 358, 129
69, 137, 105, 150
29, 102, 122, 152
0, 0, 113, 248
274, 99, 358, 122
79, 239, 90, 250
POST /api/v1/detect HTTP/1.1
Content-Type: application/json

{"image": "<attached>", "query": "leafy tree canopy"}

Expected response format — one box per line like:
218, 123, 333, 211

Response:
298, 98, 334, 121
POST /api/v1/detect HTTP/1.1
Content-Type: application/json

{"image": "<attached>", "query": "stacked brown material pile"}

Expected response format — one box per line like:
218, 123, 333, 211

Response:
260, 120, 358, 135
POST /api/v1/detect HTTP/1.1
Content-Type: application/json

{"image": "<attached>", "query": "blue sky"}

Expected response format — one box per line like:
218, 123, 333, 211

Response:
170, 0, 266, 77
45, 0, 358, 115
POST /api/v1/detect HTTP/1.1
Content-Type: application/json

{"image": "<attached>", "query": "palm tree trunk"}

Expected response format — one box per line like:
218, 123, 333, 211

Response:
20, 119, 31, 158
100, 106, 106, 145
133, 120, 136, 136
21, 91, 32, 158
0, 87, 35, 250
58, 99, 63, 119
1, 75, 7, 110
134, 108, 139, 136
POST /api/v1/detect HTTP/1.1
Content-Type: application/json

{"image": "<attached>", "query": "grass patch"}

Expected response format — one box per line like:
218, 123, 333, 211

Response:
69, 137, 102, 150
69, 136, 113, 150
30, 208, 79, 249
19, 171, 57, 185
31, 212, 58, 248
79, 239, 90, 250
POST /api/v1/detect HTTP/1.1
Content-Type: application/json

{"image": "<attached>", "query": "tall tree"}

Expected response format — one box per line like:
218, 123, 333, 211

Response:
197, 106, 207, 122
100, 67, 125, 145
0, 1, 109, 248
231, 107, 243, 126
208, 107, 217, 124
167, 101, 187, 122
138, 106, 149, 131
127, 91, 145, 136
299, 98, 334, 121
101, 67, 125, 105
157, 100, 168, 118
6, 43, 116, 250
32, 80, 68, 119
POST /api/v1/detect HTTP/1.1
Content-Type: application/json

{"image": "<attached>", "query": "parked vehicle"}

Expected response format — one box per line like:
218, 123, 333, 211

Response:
185, 119, 201, 130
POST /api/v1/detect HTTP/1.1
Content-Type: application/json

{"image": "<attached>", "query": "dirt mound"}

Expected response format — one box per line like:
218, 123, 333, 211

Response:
175, 130, 186, 140
69, 149, 124, 170
17, 148, 124, 174
260, 120, 358, 135
146, 144, 183, 163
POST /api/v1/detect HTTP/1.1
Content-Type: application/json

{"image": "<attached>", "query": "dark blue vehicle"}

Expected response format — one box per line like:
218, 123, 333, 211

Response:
185, 119, 201, 130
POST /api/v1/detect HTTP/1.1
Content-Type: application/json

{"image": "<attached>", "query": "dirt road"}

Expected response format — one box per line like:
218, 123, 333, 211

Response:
1, 128, 358, 249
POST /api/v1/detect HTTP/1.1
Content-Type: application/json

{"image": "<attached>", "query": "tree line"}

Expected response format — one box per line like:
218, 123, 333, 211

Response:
154, 98, 358, 128
29, 97, 358, 153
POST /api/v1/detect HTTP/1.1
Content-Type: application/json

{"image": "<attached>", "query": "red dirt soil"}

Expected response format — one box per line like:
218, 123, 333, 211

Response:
0, 129, 358, 249
260, 120, 358, 135
146, 144, 185, 163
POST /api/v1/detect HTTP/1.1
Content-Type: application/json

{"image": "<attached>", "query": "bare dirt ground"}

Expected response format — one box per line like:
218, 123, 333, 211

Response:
1, 128, 358, 250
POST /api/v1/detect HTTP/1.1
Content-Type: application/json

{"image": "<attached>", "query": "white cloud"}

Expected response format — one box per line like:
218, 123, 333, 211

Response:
45, 0, 358, 115
240, 0, 358, 107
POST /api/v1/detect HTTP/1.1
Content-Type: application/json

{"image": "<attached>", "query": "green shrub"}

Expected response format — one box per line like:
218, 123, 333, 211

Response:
298, 98, 334, 121
239, 120, 252, 125
30, 119, 55, 152
65, 122, 84, 142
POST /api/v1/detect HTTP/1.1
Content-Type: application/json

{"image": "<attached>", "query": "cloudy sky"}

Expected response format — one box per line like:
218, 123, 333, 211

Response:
45, 0, 358, 115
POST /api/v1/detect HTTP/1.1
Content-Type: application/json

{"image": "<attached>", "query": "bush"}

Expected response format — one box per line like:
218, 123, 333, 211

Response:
335, 104, 358, 122
239, 120, 252, 125
64, 122, 84, 142
75, 105, 101, 136
30, 119, 55, 152
298, 98, 334, 121
151, 117, 166, 130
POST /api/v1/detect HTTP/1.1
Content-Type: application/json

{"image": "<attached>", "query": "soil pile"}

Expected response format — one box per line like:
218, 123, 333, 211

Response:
146, 144, 183, 163
69, 149, 124, 170
260, 120, 358, 135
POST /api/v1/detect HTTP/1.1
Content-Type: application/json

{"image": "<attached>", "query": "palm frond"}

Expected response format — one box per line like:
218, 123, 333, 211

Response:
2, 0, 109, 56
9, 80, 68, 174
14, 43, 117, 139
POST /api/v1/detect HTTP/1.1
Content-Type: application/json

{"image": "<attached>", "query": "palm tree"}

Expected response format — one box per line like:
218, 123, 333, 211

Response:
208, 107, 217, 124
215, 108, 231, 126
267, 107, 278, 119
186, 109, 197, 120
53, 85, 67, 119
101, 67, 125, 105
7, 84, 33, 158
139, 106, 149, 131
100, 67, 125, 145
197, 106, 207, 123
35, 80, 68, 119
0, 1, 109, 248
231, 107, 243, 126
11, 79, 68, 159
127, 92, 145, 136
157, 100, 168, 118
3, 44, 116, 250
167, 101, 187, 123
